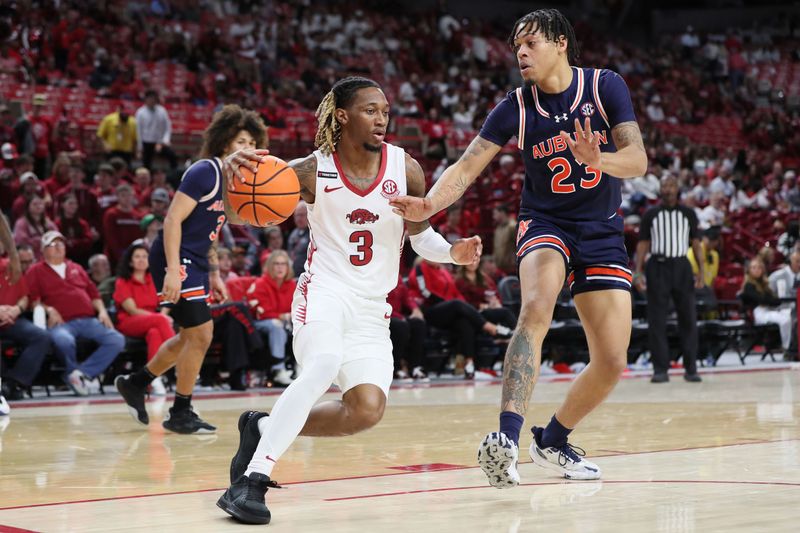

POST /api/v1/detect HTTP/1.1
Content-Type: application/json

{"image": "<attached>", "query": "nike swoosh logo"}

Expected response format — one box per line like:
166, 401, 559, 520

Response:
324, 185, 343, 193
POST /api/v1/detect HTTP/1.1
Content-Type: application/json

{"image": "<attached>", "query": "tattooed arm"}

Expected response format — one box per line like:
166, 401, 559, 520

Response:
601, 121, 648, 179
289, 154, 317, 205
390, 135, 502, 222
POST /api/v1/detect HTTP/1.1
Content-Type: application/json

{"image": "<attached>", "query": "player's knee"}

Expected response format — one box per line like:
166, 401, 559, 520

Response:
518, 301, 554, 334
183, 322, 213, 349
346, 387, 386, 431
595, 353, 627, 378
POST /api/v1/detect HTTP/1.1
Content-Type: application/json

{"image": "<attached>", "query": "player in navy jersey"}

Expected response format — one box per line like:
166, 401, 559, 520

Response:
116, 105, 269, 434
391, 9, 647, 484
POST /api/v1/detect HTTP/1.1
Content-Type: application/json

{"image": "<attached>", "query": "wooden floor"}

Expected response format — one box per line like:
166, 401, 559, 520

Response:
1, 367, 799, 532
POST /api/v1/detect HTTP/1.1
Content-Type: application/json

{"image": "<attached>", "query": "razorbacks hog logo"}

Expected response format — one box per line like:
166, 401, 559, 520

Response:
380, 179, 399, 199
347, 208, 380, 225
516, 219, 531, 245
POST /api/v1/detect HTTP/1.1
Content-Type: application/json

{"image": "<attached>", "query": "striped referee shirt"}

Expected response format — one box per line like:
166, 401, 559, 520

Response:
639, 204, 699, 257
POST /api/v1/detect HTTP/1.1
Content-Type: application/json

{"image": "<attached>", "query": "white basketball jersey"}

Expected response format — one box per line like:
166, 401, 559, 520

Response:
302, 143, 407, 299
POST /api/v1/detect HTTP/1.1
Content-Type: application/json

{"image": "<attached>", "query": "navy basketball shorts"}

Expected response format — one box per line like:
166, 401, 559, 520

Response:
149, 245, 212, 328
515, 213, 632, 295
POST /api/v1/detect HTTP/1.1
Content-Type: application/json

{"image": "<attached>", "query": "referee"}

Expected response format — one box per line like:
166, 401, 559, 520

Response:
635, 175, 704, 383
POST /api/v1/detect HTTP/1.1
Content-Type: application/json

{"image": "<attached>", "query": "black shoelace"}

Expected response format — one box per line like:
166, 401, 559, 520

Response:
556, 443, 586, 467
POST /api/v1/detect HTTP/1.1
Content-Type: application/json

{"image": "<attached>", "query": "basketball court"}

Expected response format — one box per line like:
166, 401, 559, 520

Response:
1, 365, 798, 532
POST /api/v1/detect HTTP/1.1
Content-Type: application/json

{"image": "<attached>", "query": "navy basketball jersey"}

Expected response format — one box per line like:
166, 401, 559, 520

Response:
480, 67, 637, 222
157, 158, 226, 271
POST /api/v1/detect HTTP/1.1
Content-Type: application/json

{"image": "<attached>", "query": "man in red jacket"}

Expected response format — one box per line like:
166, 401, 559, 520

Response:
248, 251, 296, 386
25, 231, 125, 395
102, 183, 143, 266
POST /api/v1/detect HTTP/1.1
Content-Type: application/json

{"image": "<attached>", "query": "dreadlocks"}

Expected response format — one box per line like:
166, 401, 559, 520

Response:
508, 8, 580, 63
314, 76, 381, 156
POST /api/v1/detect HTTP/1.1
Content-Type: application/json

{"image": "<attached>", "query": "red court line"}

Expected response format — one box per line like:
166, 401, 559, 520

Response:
9, 365, 796, 410
0, 525, 40, 532
1, 438, 797, 512
324, 479, 800, 502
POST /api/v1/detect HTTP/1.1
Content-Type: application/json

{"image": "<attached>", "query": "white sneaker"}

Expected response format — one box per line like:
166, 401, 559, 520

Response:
477, 432, 520, 488
66, 370, 89, 396
411, 366, 430, 383
529, 429, 601, 480
273, 368, 294, 386
150, 377, 167, 396
0, 394, 9, 416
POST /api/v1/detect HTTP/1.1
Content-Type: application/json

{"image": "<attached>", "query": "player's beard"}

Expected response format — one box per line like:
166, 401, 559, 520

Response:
363, 142, 382, 152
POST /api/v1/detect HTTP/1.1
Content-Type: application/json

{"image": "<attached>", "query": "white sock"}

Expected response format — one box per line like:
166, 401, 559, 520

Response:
244, 351, 341, 477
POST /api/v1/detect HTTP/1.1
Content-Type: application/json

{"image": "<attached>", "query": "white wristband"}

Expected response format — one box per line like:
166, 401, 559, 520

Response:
409, 226, 453, 264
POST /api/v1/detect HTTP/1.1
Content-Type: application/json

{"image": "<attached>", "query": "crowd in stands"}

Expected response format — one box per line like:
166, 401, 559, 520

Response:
1, 1, 799, 400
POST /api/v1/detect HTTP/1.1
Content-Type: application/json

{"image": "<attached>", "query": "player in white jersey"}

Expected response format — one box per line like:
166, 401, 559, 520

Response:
216, 77, 482, 525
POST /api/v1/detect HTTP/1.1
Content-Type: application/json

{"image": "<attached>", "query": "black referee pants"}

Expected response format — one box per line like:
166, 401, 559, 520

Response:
646, 256, 698, 375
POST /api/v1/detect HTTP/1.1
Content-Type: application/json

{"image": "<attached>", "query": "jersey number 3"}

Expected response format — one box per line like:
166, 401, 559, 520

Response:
349, 230, 373, 266
548, 157, 602, 194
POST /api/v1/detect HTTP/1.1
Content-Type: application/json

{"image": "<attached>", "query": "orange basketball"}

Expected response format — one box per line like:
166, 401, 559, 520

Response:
228, 156, 300, 227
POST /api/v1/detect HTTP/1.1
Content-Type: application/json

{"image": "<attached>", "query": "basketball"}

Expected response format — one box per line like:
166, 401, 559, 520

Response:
227, 156, 301, 227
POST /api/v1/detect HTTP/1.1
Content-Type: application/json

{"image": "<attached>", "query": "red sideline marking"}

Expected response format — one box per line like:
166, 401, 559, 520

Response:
1, 438, 797, 512
324, 479, 800, 502
387, 463, 465, 473
0, 526, 40, 532
9, 365, 795, 410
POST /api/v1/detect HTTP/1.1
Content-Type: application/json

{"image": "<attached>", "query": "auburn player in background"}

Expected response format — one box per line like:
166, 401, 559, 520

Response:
216, 77, 482, 525
391, 9, 647, 485
116, 105, 268, 434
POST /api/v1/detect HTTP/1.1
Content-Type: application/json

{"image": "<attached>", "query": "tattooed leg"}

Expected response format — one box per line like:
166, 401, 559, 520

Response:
501, 329, 541, 414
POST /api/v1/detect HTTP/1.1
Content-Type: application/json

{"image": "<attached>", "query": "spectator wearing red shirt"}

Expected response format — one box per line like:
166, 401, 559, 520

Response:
409, 260, 511, 378
422, 107, 448, 159
132, 167, 152, 206
103, 183, 143, 266
92, 163, 118, 212
387, 275, 428, 381
455, 255, 517, 327
56, 193, 98, 266
43, 153, 72, 197
13, 195, 58, 260
25, 231, 124, 396
147, 187, 171, 218
55, 163, 102, 229
112, 243, 174, 393
12, 171, 52, 221
437, 205, 468, 244
1, 220, 49, 402
249, 250, 296, 386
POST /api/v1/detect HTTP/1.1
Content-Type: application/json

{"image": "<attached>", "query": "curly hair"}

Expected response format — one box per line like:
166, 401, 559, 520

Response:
508, 8, 580, 63
199, 104, 268, 159
314, 76, 380, 156
117, 241, 151, 279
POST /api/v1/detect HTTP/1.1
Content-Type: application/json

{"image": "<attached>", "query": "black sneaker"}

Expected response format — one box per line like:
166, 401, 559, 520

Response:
163, 406, 216, 434
1, 379, 25, 401
684, 373, 702, 383
217, 473, 281, 525
650, 373, 669, 383
230, 410, 270, 483
115, 374, 149, 425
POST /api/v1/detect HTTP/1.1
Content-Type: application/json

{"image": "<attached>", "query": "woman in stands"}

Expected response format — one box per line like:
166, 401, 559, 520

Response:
455, 255, 518, 331
13, 195, 57, 259
740, 256, 793, 350
56, 193, 97, 266
112, 241, 175, 395
249, 250, 296, 386
408, 258, 512, 379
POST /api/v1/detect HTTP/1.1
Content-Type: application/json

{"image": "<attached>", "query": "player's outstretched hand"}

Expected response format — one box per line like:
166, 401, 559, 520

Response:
389, 195, 434, 222
560, 117, 602, 168
222, 149, 271, 191
450, 235, 482, 265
